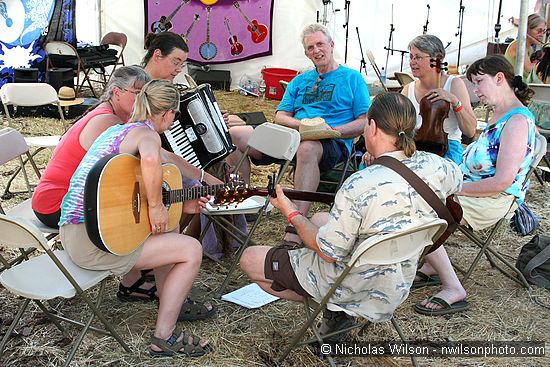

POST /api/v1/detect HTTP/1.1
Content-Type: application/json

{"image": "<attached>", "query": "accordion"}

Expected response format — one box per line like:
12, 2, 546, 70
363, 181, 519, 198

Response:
161, 84, 235, 169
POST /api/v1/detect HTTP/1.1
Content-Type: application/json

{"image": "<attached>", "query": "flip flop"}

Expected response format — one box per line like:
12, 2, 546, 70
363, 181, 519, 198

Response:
411, 271, 441, 289
413, 296, 469, 316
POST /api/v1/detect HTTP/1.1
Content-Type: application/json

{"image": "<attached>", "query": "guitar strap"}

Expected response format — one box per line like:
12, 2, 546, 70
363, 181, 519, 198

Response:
373, 155, 458, 234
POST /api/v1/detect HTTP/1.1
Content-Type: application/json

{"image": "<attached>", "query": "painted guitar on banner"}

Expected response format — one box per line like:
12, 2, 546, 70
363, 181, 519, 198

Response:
182, 13, 200, 45
233, 1, 268, 44
224, 17, 243, 56
199, 6, 218, 60
150, 0, 190, 33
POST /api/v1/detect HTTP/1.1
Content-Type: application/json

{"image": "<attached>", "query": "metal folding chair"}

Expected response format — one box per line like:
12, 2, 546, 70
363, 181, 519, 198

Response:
97, 32, 127, 85
278, 219, 448, 367
453, 133, 547, 289
45, 41, 96, 97
0, 214, 130, 366
205, 123, 300, 297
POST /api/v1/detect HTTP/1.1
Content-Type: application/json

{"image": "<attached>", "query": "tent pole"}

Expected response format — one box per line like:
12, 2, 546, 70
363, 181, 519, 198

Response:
514, 0, 529, 78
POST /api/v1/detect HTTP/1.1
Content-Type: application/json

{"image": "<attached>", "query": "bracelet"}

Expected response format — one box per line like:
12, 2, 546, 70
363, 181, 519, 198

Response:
453, 100, 463, 113
287, 210, 303, 224
200, 169, 205, 182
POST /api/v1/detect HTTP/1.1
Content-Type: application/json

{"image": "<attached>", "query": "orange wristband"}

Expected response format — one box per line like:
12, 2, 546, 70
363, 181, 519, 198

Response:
287, 210, 303, 223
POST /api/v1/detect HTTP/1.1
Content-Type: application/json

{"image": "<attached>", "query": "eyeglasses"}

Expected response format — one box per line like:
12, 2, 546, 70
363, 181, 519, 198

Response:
166, 56, 186, 70
311, 77, 322, 93
406, 54, 431, 62
122, 88, 141, 95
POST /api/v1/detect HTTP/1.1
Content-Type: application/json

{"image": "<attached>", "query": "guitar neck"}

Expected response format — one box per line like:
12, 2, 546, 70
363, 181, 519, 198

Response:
234, 3, 260, 35
166, 0, 188, 23
251, 187, 335, 205
185, 16, 199, 37
205, 7, 211, 42
165, 184, 227, 204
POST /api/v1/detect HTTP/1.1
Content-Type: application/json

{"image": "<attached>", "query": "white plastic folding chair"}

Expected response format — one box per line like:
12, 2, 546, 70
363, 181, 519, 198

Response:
366, 50, 401, 92
0, 127, 59, 238
394, 71, 415, 86
0, 214, 131, 366
453, 133, 547, 289
0, 82, 66, 129
206, 123, 300, 297
278, 219, 448, 367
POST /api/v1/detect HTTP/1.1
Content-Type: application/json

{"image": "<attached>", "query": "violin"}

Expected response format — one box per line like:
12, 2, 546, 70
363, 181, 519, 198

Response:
415, 57, 450, 156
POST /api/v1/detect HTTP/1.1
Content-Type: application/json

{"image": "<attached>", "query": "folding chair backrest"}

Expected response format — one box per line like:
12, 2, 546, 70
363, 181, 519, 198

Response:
366, 50, 388, 92
1, 83, 60, 107
394, 72, 414, 86
0, 83, 65, 126
350, 219, 448, 267
522, 132, 548, 187
44, 40, 78, 58
101, 32, 127, 52
0, 127, 29, 165
0, 214, 50, 251
247, 123, 300, 160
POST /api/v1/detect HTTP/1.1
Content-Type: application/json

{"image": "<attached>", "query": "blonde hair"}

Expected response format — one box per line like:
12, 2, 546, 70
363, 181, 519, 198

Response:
367, 93, 417, 157
130, 79, 179, 122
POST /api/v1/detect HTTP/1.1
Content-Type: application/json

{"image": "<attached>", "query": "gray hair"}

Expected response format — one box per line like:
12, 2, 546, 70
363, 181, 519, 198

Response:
528, 13, 545, 31
301, 23, 332, 49
99, 65, 151, 103
408, 34, 446, 59
130, 79, 179, 122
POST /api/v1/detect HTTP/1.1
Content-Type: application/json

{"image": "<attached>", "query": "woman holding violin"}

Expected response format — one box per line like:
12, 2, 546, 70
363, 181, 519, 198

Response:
504, 13, 546, 82
401, 34, 477, 164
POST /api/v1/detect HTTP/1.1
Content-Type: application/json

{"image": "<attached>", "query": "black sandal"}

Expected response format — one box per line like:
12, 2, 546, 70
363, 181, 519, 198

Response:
117, 270, 158, 302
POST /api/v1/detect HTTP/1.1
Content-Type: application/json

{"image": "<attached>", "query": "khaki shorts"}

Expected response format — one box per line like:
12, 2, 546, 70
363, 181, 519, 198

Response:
60, 223, 143, 276
457, 193, 516, 231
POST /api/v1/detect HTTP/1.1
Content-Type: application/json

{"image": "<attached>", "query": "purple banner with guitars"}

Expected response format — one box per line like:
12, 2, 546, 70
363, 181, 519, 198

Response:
144, 0, 273, 64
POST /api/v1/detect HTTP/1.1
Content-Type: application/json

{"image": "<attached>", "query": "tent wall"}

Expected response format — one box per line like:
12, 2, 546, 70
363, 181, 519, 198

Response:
89, 0, 537, 88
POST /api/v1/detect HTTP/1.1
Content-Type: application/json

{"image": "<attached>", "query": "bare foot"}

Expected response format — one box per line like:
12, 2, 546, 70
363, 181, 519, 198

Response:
420, 286, 467, 311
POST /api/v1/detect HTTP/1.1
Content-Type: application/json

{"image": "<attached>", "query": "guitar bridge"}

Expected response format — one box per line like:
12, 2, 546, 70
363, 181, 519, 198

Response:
132, 182, 140, 224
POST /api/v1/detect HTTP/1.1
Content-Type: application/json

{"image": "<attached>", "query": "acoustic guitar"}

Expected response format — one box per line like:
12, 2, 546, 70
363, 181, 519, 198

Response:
233, 1, 268, 44
224, 17, 243, 56
199, 6, 218, 60
84, 154, 334, 255
84, 154, 244, 255
150, 0, 190, 33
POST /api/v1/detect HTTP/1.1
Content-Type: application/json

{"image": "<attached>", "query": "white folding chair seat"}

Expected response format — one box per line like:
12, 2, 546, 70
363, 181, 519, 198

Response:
0, 214, 130, 366
205, 123, 300, 297
278, 219, 448, 367
453, 133, 547, 289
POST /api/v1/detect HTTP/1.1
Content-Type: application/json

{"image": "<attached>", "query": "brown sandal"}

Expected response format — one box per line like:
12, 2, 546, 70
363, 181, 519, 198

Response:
149, 326, 213, 357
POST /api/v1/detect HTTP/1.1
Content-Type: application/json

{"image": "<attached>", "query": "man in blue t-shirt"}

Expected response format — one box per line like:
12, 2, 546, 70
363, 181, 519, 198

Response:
228, 24, 371, 244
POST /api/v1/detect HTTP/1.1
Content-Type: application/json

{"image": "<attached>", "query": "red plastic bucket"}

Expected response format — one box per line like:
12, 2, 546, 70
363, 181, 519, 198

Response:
261, 67, 298, 100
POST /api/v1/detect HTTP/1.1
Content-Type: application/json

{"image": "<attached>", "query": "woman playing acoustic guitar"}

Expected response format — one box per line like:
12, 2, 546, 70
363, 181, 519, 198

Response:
59, 80, 213, 357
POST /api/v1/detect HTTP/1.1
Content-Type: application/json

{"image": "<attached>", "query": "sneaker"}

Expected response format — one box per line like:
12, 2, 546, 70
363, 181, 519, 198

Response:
318, 309, 355, 343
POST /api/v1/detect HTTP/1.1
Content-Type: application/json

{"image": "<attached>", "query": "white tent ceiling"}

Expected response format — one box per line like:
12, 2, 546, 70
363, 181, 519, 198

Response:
77, 0, 539, 88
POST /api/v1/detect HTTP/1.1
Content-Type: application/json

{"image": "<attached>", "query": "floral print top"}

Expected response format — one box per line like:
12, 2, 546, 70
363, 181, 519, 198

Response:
460, 107, 536, 204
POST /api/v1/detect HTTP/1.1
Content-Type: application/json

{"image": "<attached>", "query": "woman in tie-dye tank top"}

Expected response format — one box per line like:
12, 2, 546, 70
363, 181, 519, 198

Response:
59, 79, 214, 357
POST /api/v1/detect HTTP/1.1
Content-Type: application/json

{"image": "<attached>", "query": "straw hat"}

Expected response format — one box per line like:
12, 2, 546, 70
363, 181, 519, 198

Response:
57, 86, 84, 107
299, 117, 341, 141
